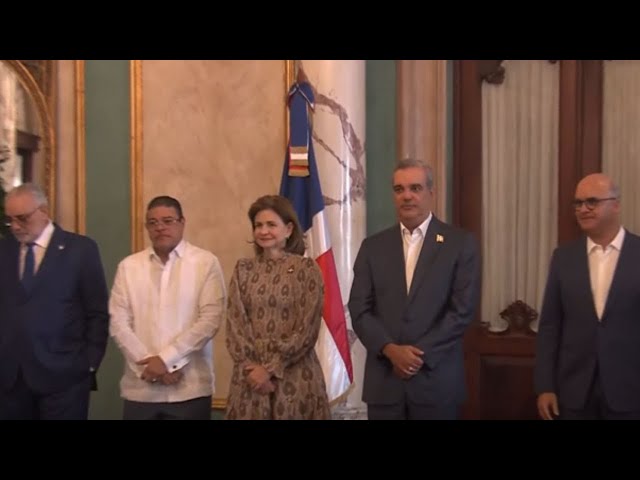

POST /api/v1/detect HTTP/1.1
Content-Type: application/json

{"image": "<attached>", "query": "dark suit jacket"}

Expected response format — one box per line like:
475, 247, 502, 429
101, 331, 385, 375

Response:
348, 216, 481, 406
0, 225, 109, 394
535, 230, 640, 412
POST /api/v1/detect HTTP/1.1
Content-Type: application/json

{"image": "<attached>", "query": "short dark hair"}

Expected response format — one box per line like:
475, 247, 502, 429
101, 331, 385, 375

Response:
146, 196, 183, 219
248, 195, 305, 256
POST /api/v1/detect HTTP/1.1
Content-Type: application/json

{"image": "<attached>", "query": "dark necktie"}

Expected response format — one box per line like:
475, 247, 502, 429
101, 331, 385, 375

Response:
22, 242, 36, 291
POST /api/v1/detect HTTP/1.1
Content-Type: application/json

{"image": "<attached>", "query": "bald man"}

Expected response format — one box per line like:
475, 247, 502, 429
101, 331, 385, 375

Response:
535, 173, 640, 420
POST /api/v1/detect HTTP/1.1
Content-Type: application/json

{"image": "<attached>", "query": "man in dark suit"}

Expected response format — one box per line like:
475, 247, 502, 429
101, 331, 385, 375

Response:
0, 183, 109, 419
348, 158, 481, 420
535, 173, 640, 420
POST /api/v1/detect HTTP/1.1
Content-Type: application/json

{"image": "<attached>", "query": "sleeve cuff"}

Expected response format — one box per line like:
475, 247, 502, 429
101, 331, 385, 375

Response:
372, 338, 394, 360
159, 346, 189, 372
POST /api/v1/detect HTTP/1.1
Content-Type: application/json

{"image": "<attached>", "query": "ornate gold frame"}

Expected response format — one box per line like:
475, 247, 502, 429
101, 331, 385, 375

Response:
1, 60, 56, 216
74, 60, 86, 233
285, 60, 297, 142
130, 60, 143, 253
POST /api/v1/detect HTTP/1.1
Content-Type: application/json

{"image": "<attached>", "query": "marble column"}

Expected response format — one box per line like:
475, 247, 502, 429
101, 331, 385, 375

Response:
299, 60, 367, 419
397, 60, 448, 220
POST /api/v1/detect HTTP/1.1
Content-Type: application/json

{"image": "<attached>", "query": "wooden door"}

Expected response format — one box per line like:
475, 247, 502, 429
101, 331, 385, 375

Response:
453, 60, 604, 420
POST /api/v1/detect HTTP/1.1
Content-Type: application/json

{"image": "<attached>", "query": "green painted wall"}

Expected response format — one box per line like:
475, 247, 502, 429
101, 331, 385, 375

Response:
85, 60, 129, 420
365, 60, 397, 235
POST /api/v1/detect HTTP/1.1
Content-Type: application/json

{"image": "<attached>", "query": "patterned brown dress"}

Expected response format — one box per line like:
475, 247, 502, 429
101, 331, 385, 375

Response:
224, 253, 331, 420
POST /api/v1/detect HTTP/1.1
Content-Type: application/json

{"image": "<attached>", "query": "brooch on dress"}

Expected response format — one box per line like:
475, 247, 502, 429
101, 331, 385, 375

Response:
287, 266, 295, 273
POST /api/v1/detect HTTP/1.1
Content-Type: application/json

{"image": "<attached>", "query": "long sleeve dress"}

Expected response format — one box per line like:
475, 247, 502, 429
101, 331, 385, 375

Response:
224, 253, 331, 420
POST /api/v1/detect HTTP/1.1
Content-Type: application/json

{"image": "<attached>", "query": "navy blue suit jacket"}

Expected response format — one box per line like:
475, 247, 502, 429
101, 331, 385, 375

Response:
535, 230, 640, 412
348, 217, 481, 406
0, 225, 109, 394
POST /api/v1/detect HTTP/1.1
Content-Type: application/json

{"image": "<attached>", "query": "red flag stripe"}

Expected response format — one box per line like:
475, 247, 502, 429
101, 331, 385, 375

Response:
316, 248, 354, 381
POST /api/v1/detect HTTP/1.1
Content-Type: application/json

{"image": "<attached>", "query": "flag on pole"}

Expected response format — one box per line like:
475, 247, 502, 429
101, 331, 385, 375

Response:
280, 80, 354, 402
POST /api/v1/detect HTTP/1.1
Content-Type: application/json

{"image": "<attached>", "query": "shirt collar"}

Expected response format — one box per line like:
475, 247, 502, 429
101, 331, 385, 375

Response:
149, 239, 187, 261
401, 212, 432, 238
587, 226, 625, 253
30, 221, 55, 249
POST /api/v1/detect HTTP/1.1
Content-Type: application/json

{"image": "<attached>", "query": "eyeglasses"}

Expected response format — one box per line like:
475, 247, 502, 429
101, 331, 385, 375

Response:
145, 217, 182, 228
2, 207, 40, 228
572, 197, 618, 210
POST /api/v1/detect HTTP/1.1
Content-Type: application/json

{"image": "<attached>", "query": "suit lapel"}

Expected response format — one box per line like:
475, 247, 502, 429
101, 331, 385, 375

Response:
574, 237, 599, 319
601, 229, 632, 321
28, 226, 67, 296
7, 238, 28, 299
8, 238, 21, 283
387, 226, 409, 297
407, 217, 444, 303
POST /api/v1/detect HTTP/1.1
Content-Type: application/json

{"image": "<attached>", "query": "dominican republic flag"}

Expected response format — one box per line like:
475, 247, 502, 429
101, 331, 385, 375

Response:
279, 80, 354, 402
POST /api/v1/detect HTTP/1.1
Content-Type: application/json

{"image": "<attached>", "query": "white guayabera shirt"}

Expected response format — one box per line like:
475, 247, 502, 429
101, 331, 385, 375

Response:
109, 239, 227, 403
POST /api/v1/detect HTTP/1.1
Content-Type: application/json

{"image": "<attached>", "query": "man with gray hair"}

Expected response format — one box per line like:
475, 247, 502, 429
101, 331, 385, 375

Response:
349, 158, 481, 420
0, 183, 109, 419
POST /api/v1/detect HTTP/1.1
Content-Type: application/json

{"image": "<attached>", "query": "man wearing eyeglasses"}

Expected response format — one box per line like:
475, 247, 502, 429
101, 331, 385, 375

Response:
109, 195, 226, 420
535, 173, 640, 420
0, 183, 109, 420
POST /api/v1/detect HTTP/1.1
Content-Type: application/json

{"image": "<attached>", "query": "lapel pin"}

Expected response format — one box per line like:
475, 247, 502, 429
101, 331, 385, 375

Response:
58, 244, 65, 250
436, 234, 444, 243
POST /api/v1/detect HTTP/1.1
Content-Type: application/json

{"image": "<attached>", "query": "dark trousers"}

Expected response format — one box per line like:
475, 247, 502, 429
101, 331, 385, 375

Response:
368, 402, 459, 420
123, 395, 212, 420
0, 369, 91, 420
561, 367, 640, 420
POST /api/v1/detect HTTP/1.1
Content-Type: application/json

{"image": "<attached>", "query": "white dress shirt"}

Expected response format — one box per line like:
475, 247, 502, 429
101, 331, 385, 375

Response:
587, 227, 625, 320
109, 240, 227, 403
401, 213, 432, 292
19, 221, 54, 278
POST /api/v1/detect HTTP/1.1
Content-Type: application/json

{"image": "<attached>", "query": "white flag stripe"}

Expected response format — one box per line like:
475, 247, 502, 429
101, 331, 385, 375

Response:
315, 318, 352, 402
306, 210, 351, 402
306, 210, 331, 258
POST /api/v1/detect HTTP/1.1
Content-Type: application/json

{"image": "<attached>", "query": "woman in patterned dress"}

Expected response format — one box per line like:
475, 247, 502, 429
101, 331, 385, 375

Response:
224, 195, 331, 420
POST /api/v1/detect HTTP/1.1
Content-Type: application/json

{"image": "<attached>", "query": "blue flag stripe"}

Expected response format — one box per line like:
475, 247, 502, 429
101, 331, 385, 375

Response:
279, 82, 324, 232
